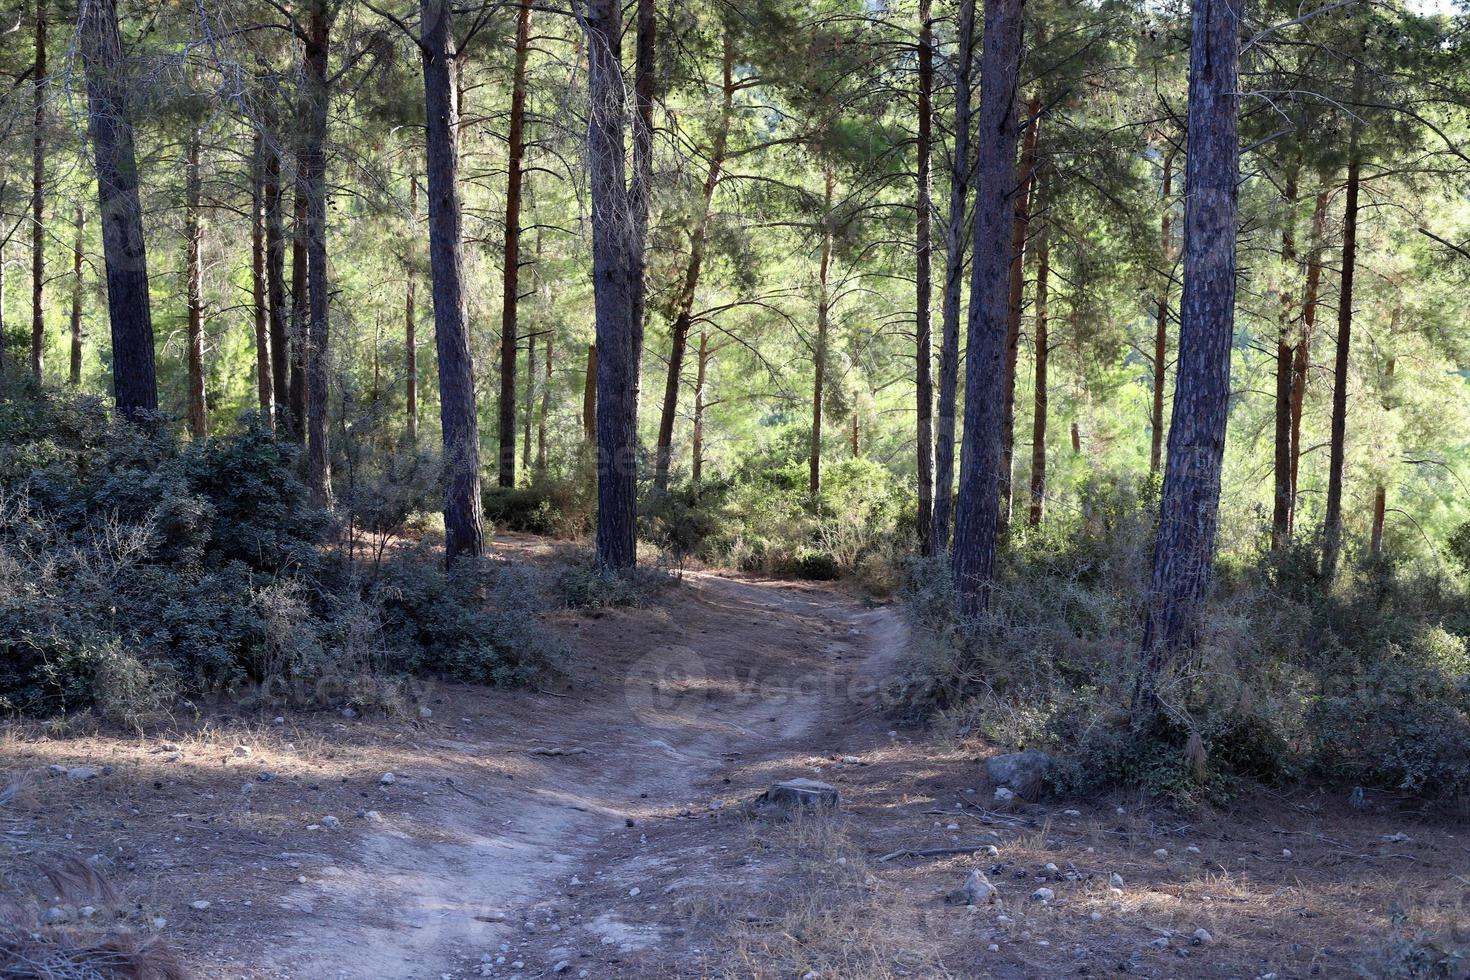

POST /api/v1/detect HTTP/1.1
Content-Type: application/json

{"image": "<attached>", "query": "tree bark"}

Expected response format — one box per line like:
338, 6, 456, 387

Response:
653, 32, 733, 491
628, 0, 655, 409
31, 0, 46, 384
262, 141, 289, 429
79, 0, 157, 418
498, 0, 532, 487
1322, 93, 1363, 583
1070, 419, 1080, 454
585, 0, 639, 569
915, 0, 935, 553
1026, 197, 1049, 528
1288, 189, 1329, 534
185, 130, 208, 439
69, 204, 82, 384
810, 168, 835, 497
1370, 485, 1385, 554
1149, 145, 1176, 477
998, 94, 1040, 535
1136, 0, 1240, 717
582, 343, 597, 446
952, 0, 1023, 617
691, 329, 709, 490
536, 327, 552, 474
931, 0, 976, 555
303, 4, 333, 505
252, 135, 274, 427
405, 172, 419, 444
421, 0, 486, 563
1271, 168, 1300, 549
287, 153, 309, 443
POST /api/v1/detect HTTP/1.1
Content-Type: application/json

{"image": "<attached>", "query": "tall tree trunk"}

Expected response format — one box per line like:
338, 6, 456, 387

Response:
499, 0, 532, 487
252, 135, 274, 427
0, 247, 7, 373
31, 1, 46, 384
185, 130, 207, 439
1288, 189, 1329, 534
263, 139, 289, 427
628, 0, 655, 409
69, 204, 82, 384
1026, 199, 1049, 528
585, 0, 639, 569
952, 0, 1023, 617
1322, 94, 1363, 583
915, 0, 935, 553
582, 343, 597, 446
1271, 168, 1300, 548
653, 32, 733, 491
810, 168, 835, 497
1149, 145, 1176, 477
1370, 485, 1385, 554
405, 172, 419, 443
998, 94, 1040, 534
421, 0, 486, 563
79, 0, 158, 418
287, 155, 309, 442
1070, 419, 1080, 453
1135, 0, 1240, 717
691, 329, 709, 490
523, 331, 536, 467
931, 0, 976, 555
536, 329, 552, 474
303, 5, 333, 505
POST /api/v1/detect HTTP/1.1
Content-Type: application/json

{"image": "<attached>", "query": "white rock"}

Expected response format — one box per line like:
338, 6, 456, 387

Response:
1043, 862, 1059, 874
380, 772, 397, 785
994, 787, 1015, 802
79, 906, 97, 918
66, 766, 98, 781
1149, 936, 1169, 950
1090, 911, 1102, 922
946, 823, 960, 831
1281, 848, 1292, 858
628, 887, 640, 897
419, 707, 433, 719
983, 845, 1000, 857
321, 815, 339, 829
964, 870, 998, 905
340, 707, 357, 719
241, 783, 255, 795
233, 745, 252, 758
42, 907, 70, 924
1192, 927, 1212, 945
272, 716, 285, 726
191, 900, 211, 910
163, 752, 181, 762
47, 764, 66, 776
151, 917, 167, 929
987, 943, 1000, 952
1152, 848, 1169, 860
1109, 872, 1124, 888
841, 756, 860, 764
1186, 845, 1201, 854
1063, 809, 1081, 817
1031, 887, 1054, 902
553, 961, 571, 974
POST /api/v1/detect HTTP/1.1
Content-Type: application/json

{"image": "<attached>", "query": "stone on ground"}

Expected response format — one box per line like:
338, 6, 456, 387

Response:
763, 778, 839, 811
984, 750, 1051, 796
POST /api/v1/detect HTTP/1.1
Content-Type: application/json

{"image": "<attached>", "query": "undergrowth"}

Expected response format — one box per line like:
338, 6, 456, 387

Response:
900, 474, 1470, 807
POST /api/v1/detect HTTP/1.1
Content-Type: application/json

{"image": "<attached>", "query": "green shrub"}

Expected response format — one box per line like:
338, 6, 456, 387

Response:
0, 387, 565, 717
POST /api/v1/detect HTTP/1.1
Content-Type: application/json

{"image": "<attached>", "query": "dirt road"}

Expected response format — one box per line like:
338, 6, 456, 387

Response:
261, 569, 905, 979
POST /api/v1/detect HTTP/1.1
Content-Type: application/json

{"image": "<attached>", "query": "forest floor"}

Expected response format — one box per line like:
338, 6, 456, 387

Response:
2, 533, 1467, 979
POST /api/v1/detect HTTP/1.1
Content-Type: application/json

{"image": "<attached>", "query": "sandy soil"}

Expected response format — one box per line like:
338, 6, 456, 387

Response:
2, 538, 1466, 979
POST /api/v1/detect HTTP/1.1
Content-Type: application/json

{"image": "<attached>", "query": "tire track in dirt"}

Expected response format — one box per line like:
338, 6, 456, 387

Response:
262, 570, 904, 979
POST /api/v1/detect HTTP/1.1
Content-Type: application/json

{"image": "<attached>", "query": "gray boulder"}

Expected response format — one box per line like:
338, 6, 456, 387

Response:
763, 778, 839, 812
984, 750, 1051, 796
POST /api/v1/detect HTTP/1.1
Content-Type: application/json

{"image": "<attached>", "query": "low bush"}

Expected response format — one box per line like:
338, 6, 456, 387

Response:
0, 387, 567, 718
902, 474, 1470, 806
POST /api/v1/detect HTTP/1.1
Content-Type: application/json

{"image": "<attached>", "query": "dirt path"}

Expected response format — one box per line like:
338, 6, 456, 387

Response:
262, 569, 904, 979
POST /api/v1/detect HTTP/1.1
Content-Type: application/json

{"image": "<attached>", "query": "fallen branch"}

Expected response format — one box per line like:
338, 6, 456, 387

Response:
877, 844, 995, 863
527, 746, 590, 756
